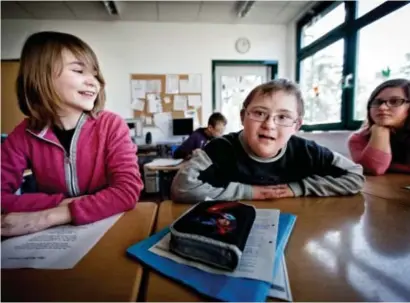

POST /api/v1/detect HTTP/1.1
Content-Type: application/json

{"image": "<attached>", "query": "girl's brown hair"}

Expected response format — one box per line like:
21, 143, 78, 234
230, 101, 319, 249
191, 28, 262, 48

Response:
363, 78, 410, 130
240, 79, 305, 119
17, 31, 106, 130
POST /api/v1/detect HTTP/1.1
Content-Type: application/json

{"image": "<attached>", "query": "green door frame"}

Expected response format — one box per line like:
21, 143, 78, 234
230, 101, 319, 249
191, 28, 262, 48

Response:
211, 60, 278, 111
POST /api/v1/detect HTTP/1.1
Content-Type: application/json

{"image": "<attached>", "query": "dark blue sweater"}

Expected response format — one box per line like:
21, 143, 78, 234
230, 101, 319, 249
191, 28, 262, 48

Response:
173, 128, 213, 159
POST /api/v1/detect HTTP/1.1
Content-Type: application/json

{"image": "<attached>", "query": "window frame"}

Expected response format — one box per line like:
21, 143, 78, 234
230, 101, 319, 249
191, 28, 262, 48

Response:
296, 0, 409, 131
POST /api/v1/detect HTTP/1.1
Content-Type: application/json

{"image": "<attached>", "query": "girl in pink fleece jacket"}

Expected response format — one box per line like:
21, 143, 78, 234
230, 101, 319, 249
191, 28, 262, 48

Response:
1, 31, 143, 236
348, 78, 410, 175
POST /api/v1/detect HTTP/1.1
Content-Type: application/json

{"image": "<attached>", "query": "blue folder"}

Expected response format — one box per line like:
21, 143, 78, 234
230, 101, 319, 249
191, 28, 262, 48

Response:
127, 212, 296, 302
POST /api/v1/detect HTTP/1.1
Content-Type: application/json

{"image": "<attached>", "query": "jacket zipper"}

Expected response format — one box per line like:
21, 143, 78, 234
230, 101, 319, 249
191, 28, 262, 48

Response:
26, 113, 85, 197
65, 156, 76, 196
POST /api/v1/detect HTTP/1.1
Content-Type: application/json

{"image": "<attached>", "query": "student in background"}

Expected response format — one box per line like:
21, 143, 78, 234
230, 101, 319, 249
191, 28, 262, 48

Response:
173, 112, 227, 160
171, 79, 364, 202
1, 31, 144, 237
348, 78, 410, 175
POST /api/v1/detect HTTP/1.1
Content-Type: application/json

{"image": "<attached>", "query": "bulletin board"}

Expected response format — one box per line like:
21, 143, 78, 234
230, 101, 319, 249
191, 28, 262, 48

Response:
130, 74, 202, 127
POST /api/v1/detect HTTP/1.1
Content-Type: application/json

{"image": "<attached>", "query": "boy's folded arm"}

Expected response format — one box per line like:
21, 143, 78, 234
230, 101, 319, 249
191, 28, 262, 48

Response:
294, 151, 365, 197
171, 149, 253, 203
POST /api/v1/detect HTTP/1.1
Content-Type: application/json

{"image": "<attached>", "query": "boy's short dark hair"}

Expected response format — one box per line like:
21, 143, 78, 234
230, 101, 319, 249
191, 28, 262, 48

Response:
208, 112, 227, 127
241, 79, 305, 118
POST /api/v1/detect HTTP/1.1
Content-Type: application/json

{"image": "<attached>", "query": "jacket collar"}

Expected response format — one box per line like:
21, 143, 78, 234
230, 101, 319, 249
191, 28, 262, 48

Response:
26, 112, 89, 143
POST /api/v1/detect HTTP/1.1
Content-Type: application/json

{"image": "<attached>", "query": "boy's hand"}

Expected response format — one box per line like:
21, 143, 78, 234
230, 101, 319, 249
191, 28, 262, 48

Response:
252, 184, 294, 200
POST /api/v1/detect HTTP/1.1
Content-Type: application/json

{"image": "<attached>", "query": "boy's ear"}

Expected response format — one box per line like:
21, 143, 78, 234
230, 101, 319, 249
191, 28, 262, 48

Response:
240, 109, 245, 125
295, 118, 303, 131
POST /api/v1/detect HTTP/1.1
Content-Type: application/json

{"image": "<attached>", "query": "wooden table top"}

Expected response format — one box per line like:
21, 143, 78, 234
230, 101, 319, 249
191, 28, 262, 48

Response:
363, 173, 410, 201
1, 202, 158, 302
146, 192, 410, 302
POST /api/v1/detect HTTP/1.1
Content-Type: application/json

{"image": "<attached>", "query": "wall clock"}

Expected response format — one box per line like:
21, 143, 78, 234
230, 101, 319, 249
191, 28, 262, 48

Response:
235, 37, 251, 54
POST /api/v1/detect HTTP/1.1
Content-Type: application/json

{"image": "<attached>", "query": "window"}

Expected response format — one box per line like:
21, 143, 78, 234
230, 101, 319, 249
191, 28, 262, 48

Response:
301, 3, 345, 48
220, 75, 264, 133
354, 4, 410, 120
213, 63, 274, 134
296, 1, 409, 131
356, 0, 386, 18
300, 40, 344, 125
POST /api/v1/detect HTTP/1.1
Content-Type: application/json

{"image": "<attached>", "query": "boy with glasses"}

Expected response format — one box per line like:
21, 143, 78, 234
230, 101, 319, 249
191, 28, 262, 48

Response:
171, 79, 364, 202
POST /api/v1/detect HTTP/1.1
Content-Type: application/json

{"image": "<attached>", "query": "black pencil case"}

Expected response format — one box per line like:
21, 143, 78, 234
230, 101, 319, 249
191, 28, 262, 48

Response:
169, 201, 256, 271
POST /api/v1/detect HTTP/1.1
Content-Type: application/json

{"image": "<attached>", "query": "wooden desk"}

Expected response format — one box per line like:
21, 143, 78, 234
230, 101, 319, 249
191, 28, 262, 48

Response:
2, 202, 158, 302
146, 194, 410, 302
363, 173, 410, 201
145, 163, 185, 172
146, 162, 185, 200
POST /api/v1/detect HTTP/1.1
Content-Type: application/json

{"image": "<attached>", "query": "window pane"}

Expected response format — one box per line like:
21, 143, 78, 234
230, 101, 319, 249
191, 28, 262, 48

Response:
221, 75, 264, 134
300, 40, 344, 125
354, 4, 410, 121
301, 4, 345, 48
357, 0, 386, 18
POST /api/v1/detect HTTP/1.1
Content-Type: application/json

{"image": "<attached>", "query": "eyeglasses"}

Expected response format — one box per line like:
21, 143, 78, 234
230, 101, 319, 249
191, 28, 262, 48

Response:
370, 98, 409, 108
245, 109, 297, 127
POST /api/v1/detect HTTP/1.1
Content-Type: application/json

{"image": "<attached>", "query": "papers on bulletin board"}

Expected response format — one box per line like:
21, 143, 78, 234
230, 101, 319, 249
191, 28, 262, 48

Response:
147, 93, 162, 113
153, 112, 173, 137
146, 80, 162, 93
179, 80, 190, 94
131, 99, 145, 111
166, 74, 179, 94
189, 74, 202, 93
188, 95, 201, 108
179, 74, 202, 93
174, 95, 188, 111
131, 79, 146, 100
185, 109, 200, 129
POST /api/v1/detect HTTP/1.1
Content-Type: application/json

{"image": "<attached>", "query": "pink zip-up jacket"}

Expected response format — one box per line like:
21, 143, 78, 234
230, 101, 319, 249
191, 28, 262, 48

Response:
348, 129, 410, 175
1, 111, 144, 225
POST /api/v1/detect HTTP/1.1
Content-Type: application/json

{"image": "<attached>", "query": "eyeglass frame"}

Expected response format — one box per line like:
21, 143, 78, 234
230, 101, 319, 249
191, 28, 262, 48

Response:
369, 98, 410, 108
244, 108, 299, 127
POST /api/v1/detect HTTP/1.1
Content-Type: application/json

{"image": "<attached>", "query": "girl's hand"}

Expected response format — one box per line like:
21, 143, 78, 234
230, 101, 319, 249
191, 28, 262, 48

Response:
1, 206, 71, 237
1, 211, 51, 237
371, 124, 391, 135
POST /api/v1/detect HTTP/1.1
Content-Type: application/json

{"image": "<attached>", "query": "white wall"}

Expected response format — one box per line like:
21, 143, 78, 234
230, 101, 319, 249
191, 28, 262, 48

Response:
1, 19, 290, 144
285, 22, 296, 81
298, 131, 353, 158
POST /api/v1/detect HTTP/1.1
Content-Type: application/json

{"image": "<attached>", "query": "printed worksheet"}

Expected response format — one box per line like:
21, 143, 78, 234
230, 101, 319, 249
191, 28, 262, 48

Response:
1, 213, 122, 269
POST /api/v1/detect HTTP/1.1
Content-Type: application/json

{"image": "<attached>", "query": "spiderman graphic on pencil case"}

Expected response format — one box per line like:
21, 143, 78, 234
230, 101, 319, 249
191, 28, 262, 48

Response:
192, 202, 238, 235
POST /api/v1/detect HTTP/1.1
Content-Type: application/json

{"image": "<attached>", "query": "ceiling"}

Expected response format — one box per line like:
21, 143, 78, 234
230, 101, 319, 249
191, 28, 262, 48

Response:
1, 1, 313, 24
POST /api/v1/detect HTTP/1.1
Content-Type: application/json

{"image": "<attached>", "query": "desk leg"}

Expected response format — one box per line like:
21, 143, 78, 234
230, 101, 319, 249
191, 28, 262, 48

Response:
158, 170, 165, 202
158, 171, 177, 201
